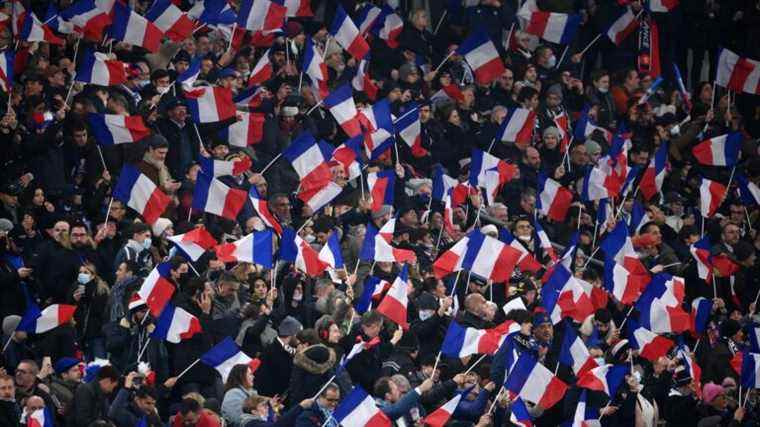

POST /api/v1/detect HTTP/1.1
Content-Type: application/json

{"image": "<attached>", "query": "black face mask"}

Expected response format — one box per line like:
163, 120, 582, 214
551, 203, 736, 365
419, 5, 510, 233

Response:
177, 271, 191, 287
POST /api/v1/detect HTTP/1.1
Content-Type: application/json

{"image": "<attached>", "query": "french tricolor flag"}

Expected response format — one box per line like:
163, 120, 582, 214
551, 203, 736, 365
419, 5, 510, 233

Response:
741, 353, 760, 390
422, 393, 462, 427
332, 386, 391, 427
441, 319, 520, 358
628, 321, 673, 362
325, 84, 362, 137
283, 132, 334, 190
192, 173, 248, 220
359, 222, 417, 264
505, 352, 568, 409
284, 0, 312, 17
366, 170, 395, 212
199, 156, 252, 178
188, 0, 237, 26
234, 85, 266, 109
469, 148, 518, 204
559, 321, 598, 377
498, 107, 536, 146
639, 141, 668, 201
737, 173, 760, 206
20, 13, 64, 45
108, 2, 163, 52
606, 6, 639, 45
167, 227, 217, 261
87, 113, 150, 146
186, 87, 236, 124
201, 337, 259, 383
280, 227, 329, 277
352, 56, 379, 100
376, 264, 411, 330
699, 177, 727, 218
509, 397, 533, 427
61, 0, 112, 41
45, 4, 76, 35
138, 262, 175, 317
456, 29, 505, 85
318, 232, 344, 270
573, 105, 613, 142
151, 303, 203, 344
541, 264, 595, 324
27, 408, 54, 427
354, 276, 390, 314
248, 49, 273, 85
299, 180, 343, 213
716, 48, 760, 96
340, 336, 381, 368
432, 164, 459, 202
75, 48, 127, 86
237, 0, 286, 32
537, 173, 573, 222
331, 135, 364, 181
177, 57, 202, 90
600, 221, 649, 305
689, 236, 713, 281
499, 228, 543, 274
18, 303, 76, 334
435, 230, 522, 283
534, 220, 558, 262
359, 99, 394, 158
635, 273, 690, 334
355, 4, 382, 36
145, 0, 194, 43
577, 364, 629, 396
329, 5, 370, 60
571, 390, 599, 427
396, 105, 426, 157
214, 231, 273, 267
248, 186, 282, 235
303, 39, 329, 99
113, 164, 170, 224
649, 0, 679, 12
690, 297, 713, 335
518, 6, 581, 45
374, 7, 403, 49
0, 50, 13, 93
219, 112, 265, 148
692, 132, 742, 167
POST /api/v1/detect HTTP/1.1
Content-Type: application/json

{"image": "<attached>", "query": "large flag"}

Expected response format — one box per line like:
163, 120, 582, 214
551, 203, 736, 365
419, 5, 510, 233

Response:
18, 303, 76, 334
716, 48, 760, 96
329, 5, 370, 60
75, 48, 127, 85
456, 30, 505, 84
145, 0, 194, 42
87, 113, 150, 146
376, 265, 410, 330
113, 164, 170, 224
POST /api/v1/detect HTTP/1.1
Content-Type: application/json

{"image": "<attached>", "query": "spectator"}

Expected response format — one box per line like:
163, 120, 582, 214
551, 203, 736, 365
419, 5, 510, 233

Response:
68, 365, 121, 427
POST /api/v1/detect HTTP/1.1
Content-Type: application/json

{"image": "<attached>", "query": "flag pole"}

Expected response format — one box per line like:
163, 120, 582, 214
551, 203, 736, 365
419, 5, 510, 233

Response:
577, 33, 602, 57
430, 351, 442, 378
312, 374, 338, 399
554, 45, 570, 70
103, 197, 114, 227
305, 99, 324, 115
462, 353, 488, 376
258, 153, 283, 175
433, 10, 448, 35
487, 386, 505, 414
1, 335, 13, 353
433, 49, 456, 74
137, 337, 151, 363
96, 145, 108, 172
175, 358, 201, 380
227, 23, 237, 51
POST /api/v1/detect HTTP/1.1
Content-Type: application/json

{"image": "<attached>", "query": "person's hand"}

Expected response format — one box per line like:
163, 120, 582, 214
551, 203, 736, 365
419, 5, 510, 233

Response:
73, 287, 84, 302
484, 381, 496, 392
101, 169, 111, 183
553, 164, 565, 180
0, 193, 18, 207
165, 180, 181, 193
344, 283, 354, 300
17, 267, 32, 279
395, 162, 405, 179
750, 302, 757, 315
418, 378, 434, 393
474, 413, 493, 427
438, 297, 452, 317
163, 377, 178, 388
38, 357, 53, 380
600, 405, 618, 416
713, 297, 726, 311
266, 287, 277, 304
606, 329, 620, 346
299, 398, 314, 409
260, 303, 272, 316
734, 406, 745, 421
198, 291, 212, 315
424, 71, 437, 82
124, 371, 138, 389
653, 356, 670, 376
453, 373, 466, 387
570, 53, 582, 63
247, 173, 265, 186
705, 109, 715, 123
650, 264, 664, 274
390, 327, 404, 345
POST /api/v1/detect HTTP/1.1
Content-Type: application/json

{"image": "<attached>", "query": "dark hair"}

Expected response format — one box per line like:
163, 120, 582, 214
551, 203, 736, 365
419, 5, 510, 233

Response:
130, 223, 151, 237
517, 86, 538, 104
296, 328, 321, 346
361, 310, 383, 327
373, 377, 393, 398
135, 386, 158, 400
96, 365, 120, 382
590, 69, 609, 83
224, 364, 252, 392
179, 398, 201, 415
150, 69, 170, 82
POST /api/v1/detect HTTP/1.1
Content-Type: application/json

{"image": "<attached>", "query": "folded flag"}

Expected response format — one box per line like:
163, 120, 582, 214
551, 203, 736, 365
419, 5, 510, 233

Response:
219, 112, 265, 147
138, 262, 175, 316
329, 5, 370, 61
188, 0, 237, 26
432, 165, 459, 202
635, 273, 689, 334
237, 0, 286, 33
18, 303, 76, 334
177, 57, 202, 90
692, 133, 742, 167
152, 303, 202, 344
559, 320, 598, 376
699, 177, 727, 218
537, 173, 573, 222
354, 276, 390, 314
639, 141, 668, 201
498, 107, 536, 146
600, 221, 649, 305
509, 397, 533, 427
352, 56, 378, 100
690, 297, 713, 336
340, 336, 381, 368
395, 105, 426, 157
736, 173, 760, 206
534, 220, 558, 262
248, 187, 282, 235
280, 227, 328, 277
469, 148, 518, 204
192, 173, 247, 220
87, 113, 150, 146
374, 7, 403, 48
0, 50, 13, 93
376, 264, 411, 330
108, 1, 163, 52
331, 135, 364, 180
199, 156, 252, 178
716, 48, 760, 96
214, 231, 273, 267
360, 222, 417, 264
325, 84, 362, 137
167, 227, 217, 261
740, 353, 760, 390
303, 40, 329, 99
318, 231, 344, 270
606, 6, 639, 45
359, 99, 394, 159
61, 0, 112, 41
541, 264, 595, 324
355, 3, 382, 36
689, 236, 713, 281
577, 364, 629, 396
366, 170, 395, 212
422, 393, 462, 427
571, 389, 599, 427
113, 164, 170, 224
75, 48, 127, 85
456, 29, 505, 85
505, 352, 568, 409
20, 13, 63, 45
201, 337, 259, 382
298, 180, 343, 213
234, 86, 265, 110
517, 1, 581, 45
332, 386, 391, 427
628, 320, 673, 362
628, 200, 651, 235
27, 408, 54, 427
248, 49, 273, 85
145, 0, 194, 42
441, 319, 520, 358
185, 87, 236, 124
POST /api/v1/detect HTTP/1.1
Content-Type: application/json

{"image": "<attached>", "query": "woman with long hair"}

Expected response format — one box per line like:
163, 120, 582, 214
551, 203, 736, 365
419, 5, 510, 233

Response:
70, 262, 110, 360
221, 363, 258, 427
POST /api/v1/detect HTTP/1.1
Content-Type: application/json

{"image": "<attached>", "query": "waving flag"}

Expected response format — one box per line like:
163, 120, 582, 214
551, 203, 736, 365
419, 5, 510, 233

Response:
635, 274, 689, 333
318, 232, 344, 270
214, 231, 273, 267
374, 7, 403, 48
435, 230, 522, 283
87, 113, 150, 146
219, 112, 265, 147
152, 303, 202, 344
283, 0, 312, 17
498, 228, 543, 273
537, 173, 573, 222
61, 0, 112, 41
108, 2, 163, 52
736, 173, 760, 206
248, 187, 282, 235
716, 48, 760, 96
176, 57, 202, 90
573, 105, 613, 143
441, 319, 520, 358
506, 352, 568, 409
145, 0, 194, 42
541, 264, 595, 324
333, 386, 390, 427
167, 227, 217, 261
234, 85, 266, 109
517, 3, 581, 45
366, 170, 395, 211
185, 87, 236, 123
75, 49, 127, 85
360, 222, 416, 264
395, 105, 426, 157
577, 364, 629, 396
113, 164, 170, 224
359, 99, 394, 158
20, 13, 63, 45
352, 56, 379, 100
199, 156, 252, 178
340, 336, 380, 368
283, 132, 333, 189
188, 0, 237, 26
469, 148, 518, 204
201, 337, 259, 382
509, 397, 533, 427
324, 84, 362, 137
498, 107, 536, 145
192, 173, 247, 220
376, 265, 411, 330
534, 221, 558, 263
237, 0, 286, 32
303, 39, 329, 99
27, 408, 54, 427
354, 276, 390, 314
280, 227, 328, 276
18, 303, 76, 334
559, 321, 598, 376
740, 353, 760, 389
247, 49, 273, 85
640, 142, 668, 201
422, 393, 462, 427
699, 177, 727, 218
606, 6, 639, 45
355, 4, 382, 36
571, 390, 599, 427
600, 221, 649, 304
690, 235, 713, 282
628, 320, 673, 361
692, 133, 742, 167
0, 51, 13, 93
330, 136, 363, 181
628, 200, 651, 235
330, 5, 370, 60
456, 30, 505, 84
432, 165, 459, 202
138, 263, 175, 317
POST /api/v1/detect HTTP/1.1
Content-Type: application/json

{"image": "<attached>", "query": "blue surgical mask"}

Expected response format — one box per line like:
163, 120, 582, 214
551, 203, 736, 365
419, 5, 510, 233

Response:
77, 273, 92, 284
142, 238, 152, 250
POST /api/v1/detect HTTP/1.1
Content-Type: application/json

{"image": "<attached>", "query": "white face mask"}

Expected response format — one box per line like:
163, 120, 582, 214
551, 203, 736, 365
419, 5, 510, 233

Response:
303, 234, 316, 244
419, 310, 434, 321
78, 272, 92, 284
598, 86, 609, 93
292, 290, 303, 302
517, 234, 532, 242
157, 85, 171, 95
142, 238, 152, 250
546, 55, 557, 68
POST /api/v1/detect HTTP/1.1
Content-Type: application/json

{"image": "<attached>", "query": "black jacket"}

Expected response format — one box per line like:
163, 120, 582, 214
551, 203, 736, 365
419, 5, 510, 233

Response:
67, 381, 112, 427
288, 344, 336, 406
254, 339, 295, 397
32, 239, 81, 303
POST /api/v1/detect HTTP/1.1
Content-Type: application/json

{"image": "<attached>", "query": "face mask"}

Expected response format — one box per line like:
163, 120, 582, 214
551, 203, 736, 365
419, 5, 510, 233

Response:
517, 235, 531, 242
78, 273, 92, 284
142, 238, 152, 250
157, 85, 171, 95
633, 370, 642, 384
598, 86, 609, 93
303, 234, 316, 244
419, 310, 434, 321
292, 290, 303, 302
546, 55, 557, 68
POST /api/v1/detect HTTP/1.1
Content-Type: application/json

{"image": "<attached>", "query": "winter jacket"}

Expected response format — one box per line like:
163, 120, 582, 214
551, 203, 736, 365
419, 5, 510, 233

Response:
221, 387, 256, 427
67, 381, 111, 427
288, 344, 336, 406
242, 404, 304, 427
49, 376, 79, 417
254, 339, 295, 398
33, 239, 80, 303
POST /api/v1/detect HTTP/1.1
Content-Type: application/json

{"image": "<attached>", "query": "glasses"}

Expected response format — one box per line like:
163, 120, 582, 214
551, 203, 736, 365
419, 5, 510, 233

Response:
15, 369, 32, 375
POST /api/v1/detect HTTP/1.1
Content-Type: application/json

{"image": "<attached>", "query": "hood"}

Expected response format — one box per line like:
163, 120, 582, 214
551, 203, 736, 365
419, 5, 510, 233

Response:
294, 344, 336, 375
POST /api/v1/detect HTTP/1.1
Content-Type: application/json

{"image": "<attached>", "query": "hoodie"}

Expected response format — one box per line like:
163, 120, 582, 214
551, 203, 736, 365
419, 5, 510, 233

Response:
288, 344, 336, 406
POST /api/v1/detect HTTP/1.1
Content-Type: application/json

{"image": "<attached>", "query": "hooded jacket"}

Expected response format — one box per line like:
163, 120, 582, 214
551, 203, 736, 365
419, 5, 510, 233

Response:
288, 344, 336, 406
